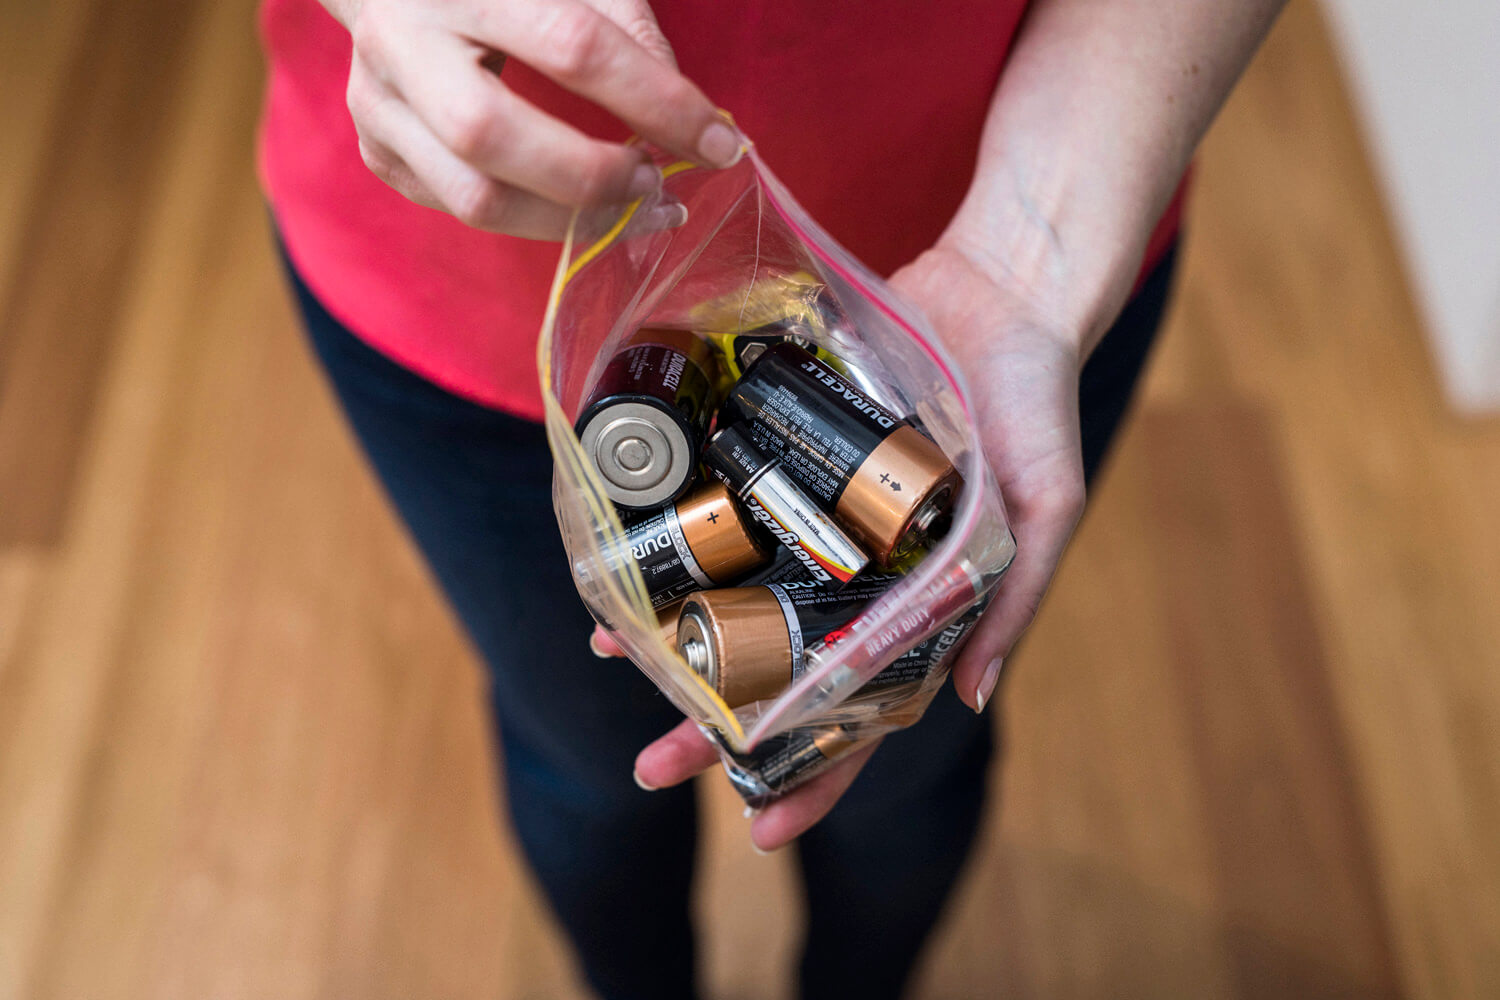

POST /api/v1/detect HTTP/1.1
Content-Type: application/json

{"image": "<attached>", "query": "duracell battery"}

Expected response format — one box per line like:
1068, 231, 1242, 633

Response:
720, 726, 870, 805
675, 575, 900, 707
702, 425, 869, 588
619, 482, 770, 609
719, 343, 961, 566
574, 328, 716, 510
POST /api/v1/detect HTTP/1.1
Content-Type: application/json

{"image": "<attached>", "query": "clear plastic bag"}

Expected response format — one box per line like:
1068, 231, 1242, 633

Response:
537, 135, 1017, 804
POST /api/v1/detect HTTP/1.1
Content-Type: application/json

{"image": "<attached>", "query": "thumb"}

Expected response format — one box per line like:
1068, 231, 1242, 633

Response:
587, 0, 679, 68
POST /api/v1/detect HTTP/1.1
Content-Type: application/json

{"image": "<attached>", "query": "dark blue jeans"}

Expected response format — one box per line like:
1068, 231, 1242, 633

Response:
282, 243, 1175, 1000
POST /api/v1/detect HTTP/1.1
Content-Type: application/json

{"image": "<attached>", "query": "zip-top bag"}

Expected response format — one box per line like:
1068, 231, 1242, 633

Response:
538, 136, 1016, 804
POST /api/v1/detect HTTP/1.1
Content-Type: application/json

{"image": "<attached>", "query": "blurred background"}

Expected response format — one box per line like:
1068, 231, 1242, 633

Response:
1, 1, 1497, 997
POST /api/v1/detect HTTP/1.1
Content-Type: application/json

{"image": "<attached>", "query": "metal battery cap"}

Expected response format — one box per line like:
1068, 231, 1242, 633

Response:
579, 401, 692, 508
897, 483, 955, 555
677, 607, 718, 690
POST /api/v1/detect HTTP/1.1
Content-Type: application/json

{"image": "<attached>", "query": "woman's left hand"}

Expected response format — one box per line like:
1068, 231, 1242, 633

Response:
622, 235, 1092, 852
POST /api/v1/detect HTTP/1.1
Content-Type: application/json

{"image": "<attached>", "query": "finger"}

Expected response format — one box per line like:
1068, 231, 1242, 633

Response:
634, 718, 720, 789
371, 29, 662, 209
355, 87, 576, 238
584, 0, 678, 69
589, 625, 625, 657
356, 134, 444, 212
749, 740, 882, 852
455, 0, 739, 168
951, 477, 1084, 711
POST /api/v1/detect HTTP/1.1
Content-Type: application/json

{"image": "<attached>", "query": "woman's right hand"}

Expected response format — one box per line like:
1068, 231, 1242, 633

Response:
323, 0, 738, 239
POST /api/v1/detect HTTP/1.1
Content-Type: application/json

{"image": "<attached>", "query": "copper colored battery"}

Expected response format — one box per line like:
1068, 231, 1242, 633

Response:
676, 587, 792, 707
719, 343, 960, 565
725, 726, 872, 804
675, 575, 897, 707
621, 482, 770, 608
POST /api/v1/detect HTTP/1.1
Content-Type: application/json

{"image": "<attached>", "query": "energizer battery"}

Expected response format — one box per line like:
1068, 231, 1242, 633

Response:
702, 424, 869, 588
575, 328, 715, 509
720, 343, 960, 565
674, 574, 900, 707
619, 482, 770, 608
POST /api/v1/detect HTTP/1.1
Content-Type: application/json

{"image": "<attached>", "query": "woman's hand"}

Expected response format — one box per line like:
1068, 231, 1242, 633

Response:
326, 0, 737, 239
617, 235, 1089, 852
887, 238, 1087, 714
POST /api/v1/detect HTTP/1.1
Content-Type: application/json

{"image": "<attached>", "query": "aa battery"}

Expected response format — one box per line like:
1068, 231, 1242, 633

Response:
720, 343, 960, 565
702, 425, 869, 588
619, 482, 770, 608
675, 575, 899, 707
575, 328, 715, 510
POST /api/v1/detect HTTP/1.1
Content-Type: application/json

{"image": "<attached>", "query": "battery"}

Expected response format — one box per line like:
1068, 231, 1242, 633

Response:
720, 343, 960, 565
702, 425, 870, 588
740, 545, 841, 589
575, 328, 715, 509
619, 482, 770, 608
719, 726, 871, 806
705, 319, 830, 384
802, 557, 989, 677
861, 594, 991, 690
675, 574, 900, 707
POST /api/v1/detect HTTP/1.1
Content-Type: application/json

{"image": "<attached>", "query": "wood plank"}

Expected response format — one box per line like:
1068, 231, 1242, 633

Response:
0, 0, 208, 546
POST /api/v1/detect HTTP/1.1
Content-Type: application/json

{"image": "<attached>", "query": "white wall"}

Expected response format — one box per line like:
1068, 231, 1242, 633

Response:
1321, 0, 1500, 413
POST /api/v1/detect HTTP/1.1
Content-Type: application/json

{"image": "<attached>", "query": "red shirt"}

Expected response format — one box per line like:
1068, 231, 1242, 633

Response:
259, 0, 1181, 420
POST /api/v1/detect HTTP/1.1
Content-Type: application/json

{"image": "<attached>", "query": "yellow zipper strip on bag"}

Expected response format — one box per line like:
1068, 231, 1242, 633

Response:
560, 160, 698, 287
536, 164, 746, 747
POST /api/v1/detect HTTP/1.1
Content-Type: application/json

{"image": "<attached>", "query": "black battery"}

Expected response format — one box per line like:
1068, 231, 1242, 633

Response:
717, 726, 865, 806
575, 329, 715, 510
719, 343, 960, 564
863, 596, 990, 689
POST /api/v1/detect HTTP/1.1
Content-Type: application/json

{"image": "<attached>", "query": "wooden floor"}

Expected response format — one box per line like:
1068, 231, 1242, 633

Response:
2, 2, 1497, 997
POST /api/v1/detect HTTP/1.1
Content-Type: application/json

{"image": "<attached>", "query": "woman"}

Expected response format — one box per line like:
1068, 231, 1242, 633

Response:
259, 1, 1283, 996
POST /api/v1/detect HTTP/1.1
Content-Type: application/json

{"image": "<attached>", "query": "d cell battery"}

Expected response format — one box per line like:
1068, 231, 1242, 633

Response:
720, 343, 960, 565
575, 328, 715, 510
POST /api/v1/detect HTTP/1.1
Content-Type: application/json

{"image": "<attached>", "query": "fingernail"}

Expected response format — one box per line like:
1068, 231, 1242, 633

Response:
751, 841, 774, 857
976, 656, 1003, 713
640, 202, 688, 232
697, 122, 742, 168
626, 163, 661, 199
633, 768, 657, 791
742, 805, 762, 819
588, 633, 610, 658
